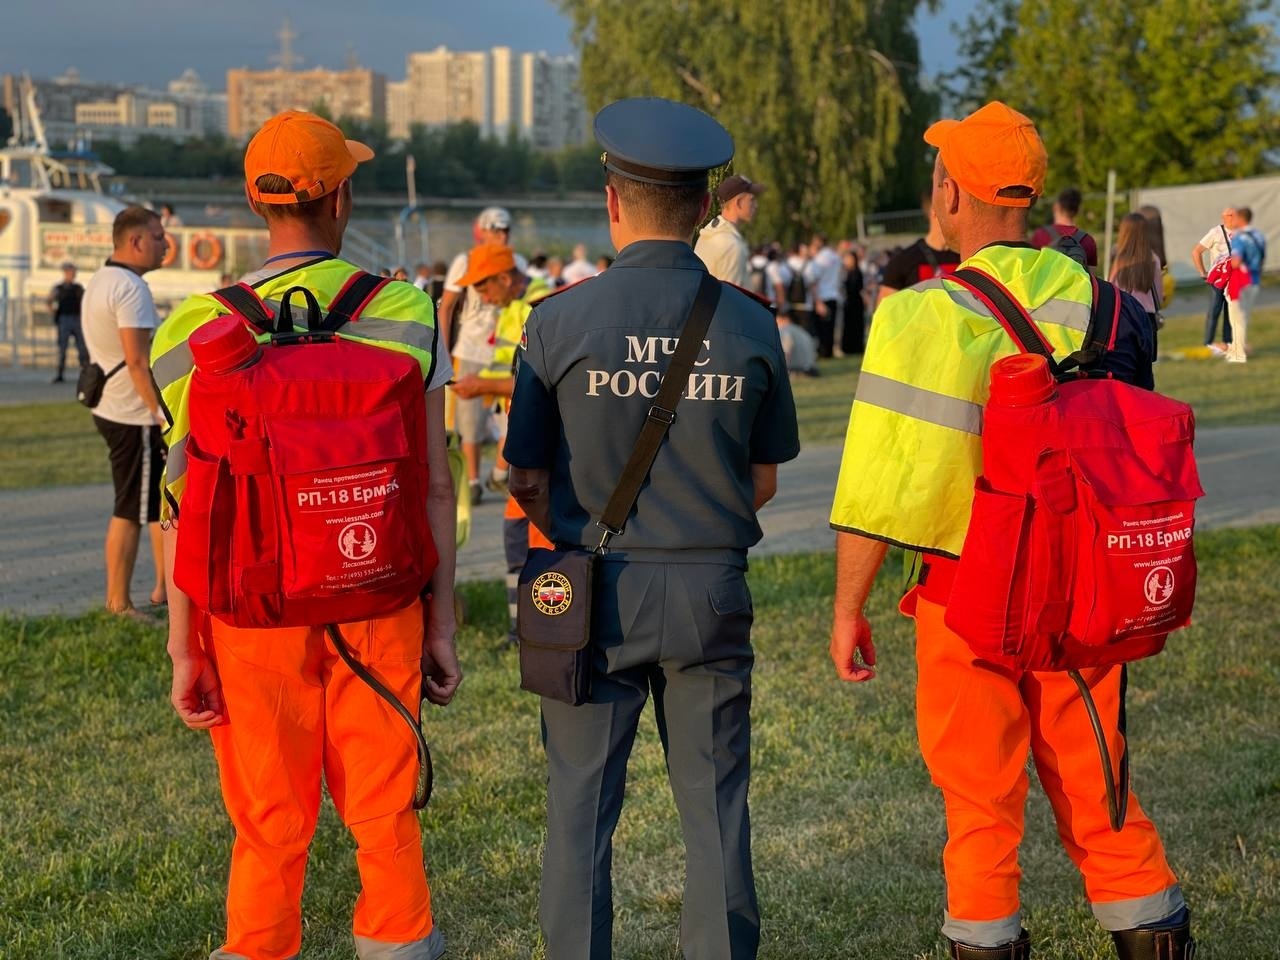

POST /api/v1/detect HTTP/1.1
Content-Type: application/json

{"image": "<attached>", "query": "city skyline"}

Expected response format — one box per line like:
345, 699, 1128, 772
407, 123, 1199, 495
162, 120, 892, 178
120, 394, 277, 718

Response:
0, 0, 576, 91
1, 1, 972, 92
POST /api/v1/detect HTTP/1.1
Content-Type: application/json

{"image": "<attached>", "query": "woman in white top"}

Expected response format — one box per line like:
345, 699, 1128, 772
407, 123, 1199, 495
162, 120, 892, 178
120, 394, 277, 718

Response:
1109, 212, 1163, 357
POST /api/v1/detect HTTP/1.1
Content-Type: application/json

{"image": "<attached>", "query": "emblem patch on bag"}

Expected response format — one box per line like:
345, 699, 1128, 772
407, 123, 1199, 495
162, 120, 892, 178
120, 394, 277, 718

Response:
532, 571, 573, 616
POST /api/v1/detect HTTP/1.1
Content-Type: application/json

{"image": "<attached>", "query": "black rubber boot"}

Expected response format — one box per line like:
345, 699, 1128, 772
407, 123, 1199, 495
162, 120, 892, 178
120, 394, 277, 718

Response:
1112, 917, 1196, 959
947, 929, 1031, 960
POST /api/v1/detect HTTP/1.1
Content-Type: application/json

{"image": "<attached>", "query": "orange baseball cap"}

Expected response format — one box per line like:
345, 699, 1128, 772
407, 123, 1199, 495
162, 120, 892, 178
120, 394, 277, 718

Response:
924, 101, 1047, 208
245, 110, 374, 205
457, 245, 516, 287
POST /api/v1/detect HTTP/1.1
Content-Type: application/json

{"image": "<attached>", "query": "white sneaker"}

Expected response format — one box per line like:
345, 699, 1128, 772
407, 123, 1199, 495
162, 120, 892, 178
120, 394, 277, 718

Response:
1207, 343, 1227, 357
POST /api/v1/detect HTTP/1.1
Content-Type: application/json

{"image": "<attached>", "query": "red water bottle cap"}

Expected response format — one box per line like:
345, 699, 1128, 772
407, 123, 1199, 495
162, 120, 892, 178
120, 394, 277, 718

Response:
190, 315, 260, 375
990, 354, 1055, 407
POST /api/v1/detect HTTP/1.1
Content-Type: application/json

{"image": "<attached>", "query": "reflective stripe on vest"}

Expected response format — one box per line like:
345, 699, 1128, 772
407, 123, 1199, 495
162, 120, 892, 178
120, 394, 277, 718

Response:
829, 246, 1092, 557
150, 259, 439, 520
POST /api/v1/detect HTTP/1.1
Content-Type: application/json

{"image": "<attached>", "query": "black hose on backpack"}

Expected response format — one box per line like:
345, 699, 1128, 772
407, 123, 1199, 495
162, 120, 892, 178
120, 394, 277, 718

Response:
1068, 666, 1129, 833
326, 623, 434, 811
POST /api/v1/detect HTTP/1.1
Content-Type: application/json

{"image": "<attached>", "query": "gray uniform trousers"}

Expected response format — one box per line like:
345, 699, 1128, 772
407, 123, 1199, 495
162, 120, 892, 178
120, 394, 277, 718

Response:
538, 558, 759, 960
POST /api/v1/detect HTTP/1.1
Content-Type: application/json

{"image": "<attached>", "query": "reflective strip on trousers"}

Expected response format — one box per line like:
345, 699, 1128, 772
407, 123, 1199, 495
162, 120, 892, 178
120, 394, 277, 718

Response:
942, 911, 1023, 949
856, 371, 984, 435
354, 927, 446, 960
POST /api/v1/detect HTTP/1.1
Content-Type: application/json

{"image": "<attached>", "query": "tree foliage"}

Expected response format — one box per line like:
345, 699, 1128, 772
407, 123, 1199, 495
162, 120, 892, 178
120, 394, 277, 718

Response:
86, 123, 600, 197
945, 0, 1278, 192
559, 0, 936, 240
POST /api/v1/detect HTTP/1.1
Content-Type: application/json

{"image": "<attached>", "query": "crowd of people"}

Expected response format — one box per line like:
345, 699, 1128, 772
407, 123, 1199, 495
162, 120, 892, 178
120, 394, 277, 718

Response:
55, 93, 1259, 960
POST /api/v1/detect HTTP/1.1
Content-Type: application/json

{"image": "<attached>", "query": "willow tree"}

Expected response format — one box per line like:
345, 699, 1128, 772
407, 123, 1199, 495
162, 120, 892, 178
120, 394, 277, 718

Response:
559, 0, 920, 241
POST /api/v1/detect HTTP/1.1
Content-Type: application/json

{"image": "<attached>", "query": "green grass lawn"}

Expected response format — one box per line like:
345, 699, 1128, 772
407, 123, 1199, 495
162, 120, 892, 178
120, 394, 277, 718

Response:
3, 526, 1277, 959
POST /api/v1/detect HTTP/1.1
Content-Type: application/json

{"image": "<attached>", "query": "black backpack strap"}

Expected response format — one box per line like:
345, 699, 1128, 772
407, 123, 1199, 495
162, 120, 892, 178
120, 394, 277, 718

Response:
1085, 275, 1120, 352
323, 271, 390, 332
596, 272, 722, 548
210, 283, 277, 334
950, 266, 1057, 367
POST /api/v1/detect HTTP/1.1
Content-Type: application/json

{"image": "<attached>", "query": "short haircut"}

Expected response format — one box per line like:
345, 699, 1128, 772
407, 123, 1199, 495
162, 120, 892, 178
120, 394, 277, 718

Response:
1057, 188, 1082, 215
112, 205, 160, 248
607, 171, 706, 237
253, 173, 330, 223
1238, 206, 1253, 223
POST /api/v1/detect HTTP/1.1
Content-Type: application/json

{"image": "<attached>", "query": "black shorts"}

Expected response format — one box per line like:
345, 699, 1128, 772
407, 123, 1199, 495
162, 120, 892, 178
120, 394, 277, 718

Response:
93, 416, 166, 523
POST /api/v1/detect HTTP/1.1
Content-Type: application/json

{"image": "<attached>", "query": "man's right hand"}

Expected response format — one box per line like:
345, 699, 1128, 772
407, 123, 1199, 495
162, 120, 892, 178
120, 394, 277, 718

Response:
830, 607, 877, 683
169, 647, 225, 728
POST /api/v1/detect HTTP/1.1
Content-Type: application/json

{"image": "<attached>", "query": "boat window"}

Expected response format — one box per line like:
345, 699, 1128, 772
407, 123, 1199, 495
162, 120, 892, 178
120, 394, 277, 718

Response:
37, 197, 73, 223
4, 158, 34, 188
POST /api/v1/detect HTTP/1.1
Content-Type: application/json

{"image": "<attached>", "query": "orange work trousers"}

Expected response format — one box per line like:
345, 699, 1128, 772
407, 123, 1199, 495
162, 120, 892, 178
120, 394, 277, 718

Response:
206, 601, 441, 960
911, 595, 1183, 947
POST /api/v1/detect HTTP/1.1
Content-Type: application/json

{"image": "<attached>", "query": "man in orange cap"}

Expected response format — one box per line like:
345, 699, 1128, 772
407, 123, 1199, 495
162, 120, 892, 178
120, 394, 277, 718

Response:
151, 110, 460, 960
828, 102, 1192, 959
450, 245, 553, 645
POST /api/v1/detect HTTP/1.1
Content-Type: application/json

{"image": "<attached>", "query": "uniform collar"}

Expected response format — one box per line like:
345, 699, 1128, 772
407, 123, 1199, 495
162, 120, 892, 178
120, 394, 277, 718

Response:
612, 239, 706, 271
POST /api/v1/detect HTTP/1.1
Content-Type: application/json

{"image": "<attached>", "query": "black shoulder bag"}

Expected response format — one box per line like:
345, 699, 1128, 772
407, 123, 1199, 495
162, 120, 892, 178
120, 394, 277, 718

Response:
76, 359, 127, 409
516, 272, 722, 705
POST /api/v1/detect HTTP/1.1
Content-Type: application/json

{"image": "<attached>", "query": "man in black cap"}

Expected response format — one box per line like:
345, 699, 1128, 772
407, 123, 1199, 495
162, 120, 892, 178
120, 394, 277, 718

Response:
506, 96, 800, 960
694, 174, 765, 287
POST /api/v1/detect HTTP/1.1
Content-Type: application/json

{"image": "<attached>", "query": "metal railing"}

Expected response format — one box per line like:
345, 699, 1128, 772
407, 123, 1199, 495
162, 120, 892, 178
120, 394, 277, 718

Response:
1, 292, 189, 370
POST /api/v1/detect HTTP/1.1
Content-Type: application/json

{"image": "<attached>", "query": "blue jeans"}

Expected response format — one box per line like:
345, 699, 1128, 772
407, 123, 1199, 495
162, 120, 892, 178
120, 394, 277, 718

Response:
55, 314, 89, 377
1203, 286, 1232, 345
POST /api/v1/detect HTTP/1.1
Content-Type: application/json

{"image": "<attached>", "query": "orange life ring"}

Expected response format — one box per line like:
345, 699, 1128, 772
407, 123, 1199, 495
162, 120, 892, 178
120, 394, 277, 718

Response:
189, 232, 223, 270
161, 233, 179, 268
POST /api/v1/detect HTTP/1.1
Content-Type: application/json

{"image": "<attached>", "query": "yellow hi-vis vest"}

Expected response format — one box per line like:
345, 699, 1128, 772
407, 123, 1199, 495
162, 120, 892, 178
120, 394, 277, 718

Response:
829, 245, 1094, 558
150, 259, 440, 521
477, 276, 551, 381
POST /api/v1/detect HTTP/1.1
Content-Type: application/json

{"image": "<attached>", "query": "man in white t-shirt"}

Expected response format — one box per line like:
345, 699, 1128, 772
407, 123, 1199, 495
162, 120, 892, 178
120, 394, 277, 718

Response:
81, 205, 169, 617
561, 243, 598, 286
809, 232, 843, 358
437, 206, 527, 503
1191, 207, 1239, 348
764, 247, 793, 310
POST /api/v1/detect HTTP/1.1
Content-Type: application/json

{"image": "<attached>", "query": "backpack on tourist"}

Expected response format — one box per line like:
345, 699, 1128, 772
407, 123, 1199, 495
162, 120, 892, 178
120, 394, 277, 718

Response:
1043, 226, 1090, 268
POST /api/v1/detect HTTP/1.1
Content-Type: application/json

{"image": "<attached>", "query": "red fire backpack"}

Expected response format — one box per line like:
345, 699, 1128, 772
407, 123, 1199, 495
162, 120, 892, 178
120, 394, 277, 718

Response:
943, 268, 1204, 673
174, 273, 437, 629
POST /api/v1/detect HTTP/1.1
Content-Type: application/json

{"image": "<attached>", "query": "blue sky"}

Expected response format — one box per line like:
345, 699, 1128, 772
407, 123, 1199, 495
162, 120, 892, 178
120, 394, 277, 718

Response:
0, 0, 975, 89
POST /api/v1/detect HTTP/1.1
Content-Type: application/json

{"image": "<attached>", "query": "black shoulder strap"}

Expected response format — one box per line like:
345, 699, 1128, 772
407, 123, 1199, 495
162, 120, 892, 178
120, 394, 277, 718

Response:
952, 266, 1120, 378
211, 283, 276, 333
596, 271, 722, 548
1084, 275, 1119, 353
950, 266, 1056, 362
323, 271, 390, 332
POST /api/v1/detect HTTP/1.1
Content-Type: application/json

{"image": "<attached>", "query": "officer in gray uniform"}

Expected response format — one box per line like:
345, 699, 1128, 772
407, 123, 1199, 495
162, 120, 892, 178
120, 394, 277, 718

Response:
505, 97, 800, 960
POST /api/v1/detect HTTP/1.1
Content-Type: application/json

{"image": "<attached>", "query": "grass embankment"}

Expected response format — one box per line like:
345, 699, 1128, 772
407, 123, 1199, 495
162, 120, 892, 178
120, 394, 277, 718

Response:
4, 308, 1279, 491
3, 527, 1277, 959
